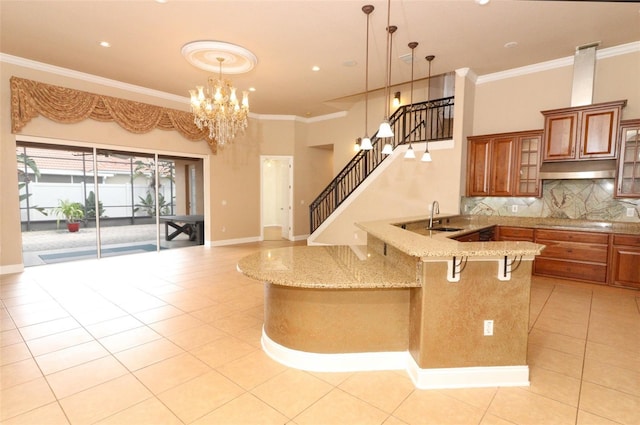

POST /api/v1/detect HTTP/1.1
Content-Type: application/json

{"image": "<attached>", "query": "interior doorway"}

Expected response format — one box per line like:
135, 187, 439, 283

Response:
260, 156, 293, 241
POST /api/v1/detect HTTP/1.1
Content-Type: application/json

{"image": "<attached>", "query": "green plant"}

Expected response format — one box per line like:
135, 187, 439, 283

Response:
135, 192, 171, 216
17, 152, 41, 202
51, 199, 84, 225
85, 191, 105, 219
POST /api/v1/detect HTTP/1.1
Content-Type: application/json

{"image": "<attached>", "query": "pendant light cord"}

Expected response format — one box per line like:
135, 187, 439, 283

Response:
384, 0, 391, 119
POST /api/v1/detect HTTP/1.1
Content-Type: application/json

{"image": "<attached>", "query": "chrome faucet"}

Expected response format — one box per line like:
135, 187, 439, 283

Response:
429, 200, 440, 229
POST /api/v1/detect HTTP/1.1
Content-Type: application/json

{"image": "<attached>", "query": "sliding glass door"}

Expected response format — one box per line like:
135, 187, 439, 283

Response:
18, 143, 98, 266
95, 149, 161, 259
18, 142, 203, 267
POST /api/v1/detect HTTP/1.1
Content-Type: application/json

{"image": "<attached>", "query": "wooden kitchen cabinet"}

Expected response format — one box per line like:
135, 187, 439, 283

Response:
496, 226, 534, 242
609, 234, 640, 289
534, 228, 610, 285
454, 226, 495, 242
615, 119, 640, 198
513, 132, 542, 197
466, 136, 498, 196
466, 130, 542, 197
541, 100, 626, 162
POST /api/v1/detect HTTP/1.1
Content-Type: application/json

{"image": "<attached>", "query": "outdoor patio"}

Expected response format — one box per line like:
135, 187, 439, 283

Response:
21, 224, 198, 267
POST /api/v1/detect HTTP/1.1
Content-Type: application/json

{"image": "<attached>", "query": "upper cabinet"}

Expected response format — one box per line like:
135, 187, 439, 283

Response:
514, 132, 542, 197
541, 100, 626, 162
466, 130, 542, 197
616, 119, 640, 198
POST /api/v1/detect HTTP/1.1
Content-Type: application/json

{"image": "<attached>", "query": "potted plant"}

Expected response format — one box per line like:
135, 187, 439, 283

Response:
51, 199, 84, 232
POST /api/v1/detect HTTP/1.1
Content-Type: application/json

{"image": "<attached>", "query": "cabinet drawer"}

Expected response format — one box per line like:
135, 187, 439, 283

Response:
498, 226, 534, 241
612, 234, 640, 247
456, 232, 481, 242
536, 240, 608, 263
534, 258, 607, 283
535, 229, 609, 244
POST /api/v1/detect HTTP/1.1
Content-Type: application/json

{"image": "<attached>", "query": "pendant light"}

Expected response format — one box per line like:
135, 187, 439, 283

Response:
421, 55, 435, 162
360, 5, 375, 151
381, 23, 398, 155
378, 0, 394, 140
404, 41, 418, 159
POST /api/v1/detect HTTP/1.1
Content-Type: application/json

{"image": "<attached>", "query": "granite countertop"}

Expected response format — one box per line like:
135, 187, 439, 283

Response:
356, 214, 544, 259
356, 214, 640, 259
237, 245, 418, 289
239, 215, 639, 289
480, 216, 640, 235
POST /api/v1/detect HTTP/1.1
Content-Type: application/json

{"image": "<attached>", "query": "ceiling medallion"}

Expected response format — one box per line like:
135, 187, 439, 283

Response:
181, 41, 257, 74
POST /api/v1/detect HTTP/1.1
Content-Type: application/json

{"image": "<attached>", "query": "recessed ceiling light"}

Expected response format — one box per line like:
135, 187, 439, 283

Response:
504, 41, 518, 48
249, 87, 256, 92
475, 0, 490, 5
155, 0, 168, 3
312, 66, 320, 72
99, 41, 111, 48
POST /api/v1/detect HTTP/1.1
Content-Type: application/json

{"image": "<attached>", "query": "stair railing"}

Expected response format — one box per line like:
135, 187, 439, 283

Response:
309, 96, 454, 233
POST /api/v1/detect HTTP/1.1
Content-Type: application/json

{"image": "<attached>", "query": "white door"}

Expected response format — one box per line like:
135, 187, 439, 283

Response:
261, 156, 293, 240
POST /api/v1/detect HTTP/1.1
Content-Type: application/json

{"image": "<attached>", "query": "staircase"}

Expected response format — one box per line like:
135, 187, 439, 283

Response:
309, 96, 454, 234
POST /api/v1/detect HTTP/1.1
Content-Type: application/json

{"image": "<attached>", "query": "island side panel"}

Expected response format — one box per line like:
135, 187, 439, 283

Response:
409, 260, 532, 368
264, 283, 410, 354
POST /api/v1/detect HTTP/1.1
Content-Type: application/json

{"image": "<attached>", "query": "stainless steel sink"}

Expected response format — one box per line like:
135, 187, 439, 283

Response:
427, 227, 463, 232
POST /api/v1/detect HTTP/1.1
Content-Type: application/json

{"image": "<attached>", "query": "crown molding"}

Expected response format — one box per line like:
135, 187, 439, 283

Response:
476, 41, 640, 85
2, 53, 350, 124
1, 53, 188, 103
5, 41, 638, 120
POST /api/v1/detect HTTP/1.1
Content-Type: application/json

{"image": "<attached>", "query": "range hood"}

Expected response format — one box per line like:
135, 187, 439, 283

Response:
539, 42, 618, 180
539, 160, 617, 180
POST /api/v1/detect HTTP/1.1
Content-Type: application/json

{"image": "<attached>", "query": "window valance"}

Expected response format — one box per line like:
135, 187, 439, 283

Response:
10, 76, 217, 153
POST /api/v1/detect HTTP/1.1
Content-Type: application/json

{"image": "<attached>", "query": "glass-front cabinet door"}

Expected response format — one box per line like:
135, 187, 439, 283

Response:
616, 119, 640, 198
513, 131, 543, 197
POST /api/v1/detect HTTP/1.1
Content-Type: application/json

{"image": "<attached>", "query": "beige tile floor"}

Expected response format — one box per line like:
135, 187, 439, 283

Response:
1, 241, 639, 425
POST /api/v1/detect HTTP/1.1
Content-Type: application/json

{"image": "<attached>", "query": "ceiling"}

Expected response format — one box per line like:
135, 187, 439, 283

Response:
1, 0, 639, 118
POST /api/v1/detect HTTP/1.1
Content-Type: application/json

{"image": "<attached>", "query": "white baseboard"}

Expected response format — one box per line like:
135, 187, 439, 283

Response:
262, 330, 529, 389
407, 356, 529, 389
208, 236, 261, 247
262, 330, 407, 372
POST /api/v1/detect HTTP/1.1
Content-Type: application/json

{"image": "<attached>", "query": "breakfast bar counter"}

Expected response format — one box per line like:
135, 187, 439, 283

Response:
238, 214, 545, 389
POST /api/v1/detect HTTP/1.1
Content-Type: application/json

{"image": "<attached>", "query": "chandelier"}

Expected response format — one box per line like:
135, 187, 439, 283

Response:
182, 41, 257, 149
189, 57, 249, 146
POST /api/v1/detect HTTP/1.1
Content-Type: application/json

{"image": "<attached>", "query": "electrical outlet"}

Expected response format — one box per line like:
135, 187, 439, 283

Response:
511, 205, 518, 213
484, 320, 494, 336
627, 207, 635, 217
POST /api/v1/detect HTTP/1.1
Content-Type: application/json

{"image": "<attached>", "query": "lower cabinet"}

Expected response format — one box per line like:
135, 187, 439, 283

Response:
534, 229, 610, 285
489, 226, 639, 288
496, 226, 534, 242
610, 234, 640, 290
454, 226, 495, 242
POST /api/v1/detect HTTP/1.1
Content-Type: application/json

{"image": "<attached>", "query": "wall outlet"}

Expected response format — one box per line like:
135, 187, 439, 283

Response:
627, 207, 635, 217
483, 320, 494, 336
511, 205, 518, 213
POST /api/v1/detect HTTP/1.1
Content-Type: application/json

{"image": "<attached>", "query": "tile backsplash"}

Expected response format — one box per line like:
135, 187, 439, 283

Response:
461, 179, 640, 223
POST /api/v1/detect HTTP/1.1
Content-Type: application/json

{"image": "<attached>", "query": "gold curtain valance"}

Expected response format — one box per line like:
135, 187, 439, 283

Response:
10, 76, 217, 153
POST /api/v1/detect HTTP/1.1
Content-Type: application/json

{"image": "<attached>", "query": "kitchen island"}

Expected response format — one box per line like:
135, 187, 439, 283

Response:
238, 214, 544, 389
